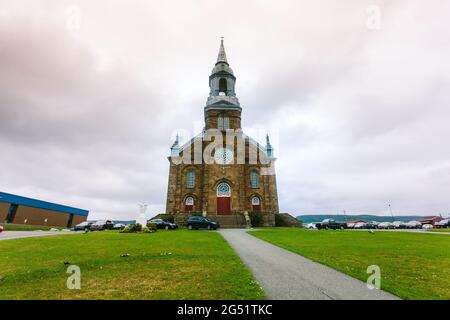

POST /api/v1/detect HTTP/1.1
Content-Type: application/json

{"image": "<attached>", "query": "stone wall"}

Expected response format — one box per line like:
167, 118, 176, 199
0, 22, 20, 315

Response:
165, 132, 279, 216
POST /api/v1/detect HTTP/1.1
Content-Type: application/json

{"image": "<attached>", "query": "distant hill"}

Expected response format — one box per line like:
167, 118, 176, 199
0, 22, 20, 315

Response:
297, 215, 425, 224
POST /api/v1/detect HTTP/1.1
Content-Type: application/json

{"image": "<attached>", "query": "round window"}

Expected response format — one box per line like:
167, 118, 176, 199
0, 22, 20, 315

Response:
214, 148, 233, 165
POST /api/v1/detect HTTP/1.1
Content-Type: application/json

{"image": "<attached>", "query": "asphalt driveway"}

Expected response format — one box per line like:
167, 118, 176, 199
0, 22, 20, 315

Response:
219, 229, 400, 300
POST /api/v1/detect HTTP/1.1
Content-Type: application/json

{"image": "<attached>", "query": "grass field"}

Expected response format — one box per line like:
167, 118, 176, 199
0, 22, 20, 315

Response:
1, 223, 55, 231
250, 228, 450, 300
429, 228, 450, 232
0, 230, 264, 300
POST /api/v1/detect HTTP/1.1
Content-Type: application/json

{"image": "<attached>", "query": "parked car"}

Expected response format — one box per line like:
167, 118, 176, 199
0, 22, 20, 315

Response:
112, 223, 127, 230
186, 216, 219, 230
0, 225, 3, 233
422, 224, 433, 230
392, 221, 406, 229
90, 220, 114, 231
315, 219, 347, 230
73, 221, 94, 231
147, 219, 178, 230
354, 222, 367, 229
365, 222, 378, 229
305, 223, 317, 229
405, 221, 422, 229
436, 219, 449, 228
346, 222, 356, 229
377, 222, 394, 229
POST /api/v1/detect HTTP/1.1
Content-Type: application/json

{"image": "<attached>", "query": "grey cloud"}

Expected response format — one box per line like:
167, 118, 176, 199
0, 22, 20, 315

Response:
1, 0, 449, 219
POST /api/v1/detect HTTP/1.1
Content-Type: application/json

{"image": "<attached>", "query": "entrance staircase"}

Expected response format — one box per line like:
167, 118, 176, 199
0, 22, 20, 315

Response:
208, 214, 248, 228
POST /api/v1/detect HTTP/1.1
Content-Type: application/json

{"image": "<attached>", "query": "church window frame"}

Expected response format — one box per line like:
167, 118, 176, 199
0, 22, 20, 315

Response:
251, 170, 259, 189
251, 196, 261, 206
223, 117, 230, 129
185, 196, 194, 206
187, 169, 195, 188
217, 182, 231, 197
218, 116, 224, 130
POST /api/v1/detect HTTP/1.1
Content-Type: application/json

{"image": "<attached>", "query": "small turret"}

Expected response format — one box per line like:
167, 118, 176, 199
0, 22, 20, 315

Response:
170, 134, 180, 157
266, 134, 274, 158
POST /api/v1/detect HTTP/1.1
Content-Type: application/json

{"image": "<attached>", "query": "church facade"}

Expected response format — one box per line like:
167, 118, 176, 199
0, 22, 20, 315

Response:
165, 40, 279, 219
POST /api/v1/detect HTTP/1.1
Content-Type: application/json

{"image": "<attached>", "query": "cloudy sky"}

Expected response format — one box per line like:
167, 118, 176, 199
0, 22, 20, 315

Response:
1, 0, 449, 219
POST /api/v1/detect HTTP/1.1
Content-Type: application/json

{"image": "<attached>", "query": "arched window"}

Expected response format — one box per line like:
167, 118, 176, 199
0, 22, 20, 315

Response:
187, 169, 195, 188
219, 78, 227, 94
217, 182, 231, 197
185, 196, 194, 212
252, 196, 261, 211
251, 170, 259, 188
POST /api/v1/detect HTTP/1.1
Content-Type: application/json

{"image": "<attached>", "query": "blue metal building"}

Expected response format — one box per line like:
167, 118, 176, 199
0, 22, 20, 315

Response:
0, 192, 89, 228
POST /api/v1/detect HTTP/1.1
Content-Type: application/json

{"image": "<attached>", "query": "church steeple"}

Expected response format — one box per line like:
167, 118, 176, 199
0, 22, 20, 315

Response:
205, 38, 241, 112
216, 38, 228, 65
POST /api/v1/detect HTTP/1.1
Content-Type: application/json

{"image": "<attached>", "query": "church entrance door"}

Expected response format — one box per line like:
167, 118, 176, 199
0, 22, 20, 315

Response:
217, 182, 231, 215
217, 197, 231, 215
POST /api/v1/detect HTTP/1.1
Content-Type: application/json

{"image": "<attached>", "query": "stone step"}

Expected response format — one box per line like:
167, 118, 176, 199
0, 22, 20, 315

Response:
208, 214, 248, 228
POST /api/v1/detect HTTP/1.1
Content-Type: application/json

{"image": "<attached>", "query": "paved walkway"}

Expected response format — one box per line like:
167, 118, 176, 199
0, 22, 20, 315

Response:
219, 229, 400, 300
0, 231, 76, 241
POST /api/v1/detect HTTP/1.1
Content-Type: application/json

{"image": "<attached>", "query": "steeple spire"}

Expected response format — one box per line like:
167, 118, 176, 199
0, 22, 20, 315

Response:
266, 134, 274, 158
170, 134, 180, 157
216, 37, 228, 65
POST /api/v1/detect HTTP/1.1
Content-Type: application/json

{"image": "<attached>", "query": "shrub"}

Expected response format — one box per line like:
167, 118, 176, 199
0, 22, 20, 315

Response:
275, 214, 289, 227
142, 226, 156, 233
120, 223, 142, 233
146, 223, 158, 232
249, 212, 264, 227
275, 214, 303, 227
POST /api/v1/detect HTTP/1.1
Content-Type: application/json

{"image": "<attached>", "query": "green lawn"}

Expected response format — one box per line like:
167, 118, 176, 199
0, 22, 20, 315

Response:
1, 223, 55, 231
429, 228, 450, 233
0, 230, 264, 300
249, 228, 450, 300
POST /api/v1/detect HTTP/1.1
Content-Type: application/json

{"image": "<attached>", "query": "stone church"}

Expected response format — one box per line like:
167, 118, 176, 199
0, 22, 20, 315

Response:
165, 40, 279, 225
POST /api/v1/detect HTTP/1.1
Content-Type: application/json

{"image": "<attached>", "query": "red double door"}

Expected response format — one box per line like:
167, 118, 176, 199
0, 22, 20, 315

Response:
217, 197, 231, 215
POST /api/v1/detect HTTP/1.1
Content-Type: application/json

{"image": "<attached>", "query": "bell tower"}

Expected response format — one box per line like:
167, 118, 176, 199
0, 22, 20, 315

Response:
205, 39, 242, 130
